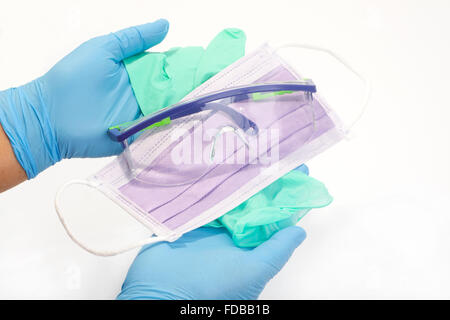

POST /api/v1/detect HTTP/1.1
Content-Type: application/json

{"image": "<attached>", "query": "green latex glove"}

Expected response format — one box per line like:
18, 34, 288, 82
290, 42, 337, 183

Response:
206, 165, 333, 247
124, 28, 246, 115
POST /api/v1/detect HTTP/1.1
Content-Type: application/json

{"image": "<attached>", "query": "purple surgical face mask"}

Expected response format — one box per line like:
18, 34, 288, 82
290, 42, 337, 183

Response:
55, 44, 369, 256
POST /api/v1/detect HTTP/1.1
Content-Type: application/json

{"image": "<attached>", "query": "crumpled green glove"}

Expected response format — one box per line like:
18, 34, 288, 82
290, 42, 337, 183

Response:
206, 164, 332, 247
124, 28, 246, 116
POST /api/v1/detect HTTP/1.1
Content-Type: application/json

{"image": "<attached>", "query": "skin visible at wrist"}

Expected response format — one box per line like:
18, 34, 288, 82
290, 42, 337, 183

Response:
0, 123, 27, 192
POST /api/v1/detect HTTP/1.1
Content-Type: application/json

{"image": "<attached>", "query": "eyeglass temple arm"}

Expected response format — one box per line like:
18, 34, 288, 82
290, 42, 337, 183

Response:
108, 81, 316, 142
169, 101, 259, 134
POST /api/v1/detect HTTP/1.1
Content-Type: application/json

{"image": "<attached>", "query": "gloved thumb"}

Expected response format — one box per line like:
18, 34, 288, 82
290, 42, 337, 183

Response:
109, 19, 169, 61
251, 226, 306, 273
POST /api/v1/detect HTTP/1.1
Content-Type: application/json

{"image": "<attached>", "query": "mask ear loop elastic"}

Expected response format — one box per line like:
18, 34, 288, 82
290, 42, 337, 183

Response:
272, 43, 371, 134
54, 180, 170, 256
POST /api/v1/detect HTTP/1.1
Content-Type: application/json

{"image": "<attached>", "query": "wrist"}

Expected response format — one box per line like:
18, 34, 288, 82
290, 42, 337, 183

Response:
0, 79, 61, 179
0, 123, 27, 191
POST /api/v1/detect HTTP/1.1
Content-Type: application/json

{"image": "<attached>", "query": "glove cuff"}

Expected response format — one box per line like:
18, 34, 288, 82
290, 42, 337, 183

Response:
0, 80, 61, 179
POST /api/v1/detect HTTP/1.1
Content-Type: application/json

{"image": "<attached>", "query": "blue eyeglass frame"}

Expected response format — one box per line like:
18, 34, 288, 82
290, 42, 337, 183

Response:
107, 80, 316, 143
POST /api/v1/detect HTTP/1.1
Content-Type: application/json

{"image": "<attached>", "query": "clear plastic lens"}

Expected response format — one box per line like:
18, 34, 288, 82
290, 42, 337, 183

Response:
120, 87, 316, 186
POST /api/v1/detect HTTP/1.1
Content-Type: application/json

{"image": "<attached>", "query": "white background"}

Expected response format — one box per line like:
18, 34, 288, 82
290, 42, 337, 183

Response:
1, 0, 449, 299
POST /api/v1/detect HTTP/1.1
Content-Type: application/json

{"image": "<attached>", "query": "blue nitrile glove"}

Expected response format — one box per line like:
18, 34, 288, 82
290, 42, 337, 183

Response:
117, 164, 308, 300
117, 226, 306, 300
0, 19, 169, 179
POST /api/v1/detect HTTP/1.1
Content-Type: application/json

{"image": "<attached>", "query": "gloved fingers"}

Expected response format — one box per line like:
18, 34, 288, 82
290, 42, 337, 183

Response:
250, 226, 306, 272
110, 19, 169, 61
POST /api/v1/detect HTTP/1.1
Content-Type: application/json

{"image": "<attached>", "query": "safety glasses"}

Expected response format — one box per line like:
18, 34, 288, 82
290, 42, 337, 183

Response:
107, 80, 317, 186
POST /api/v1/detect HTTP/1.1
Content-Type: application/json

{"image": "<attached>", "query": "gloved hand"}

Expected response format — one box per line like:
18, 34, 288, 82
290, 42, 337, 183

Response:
0, 19, 169, 179
117, 226, 306, 300
118, 164, 309, 300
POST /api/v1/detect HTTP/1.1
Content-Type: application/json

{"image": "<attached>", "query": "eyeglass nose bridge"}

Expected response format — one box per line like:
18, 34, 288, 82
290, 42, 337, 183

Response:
209, 125, 251, 163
